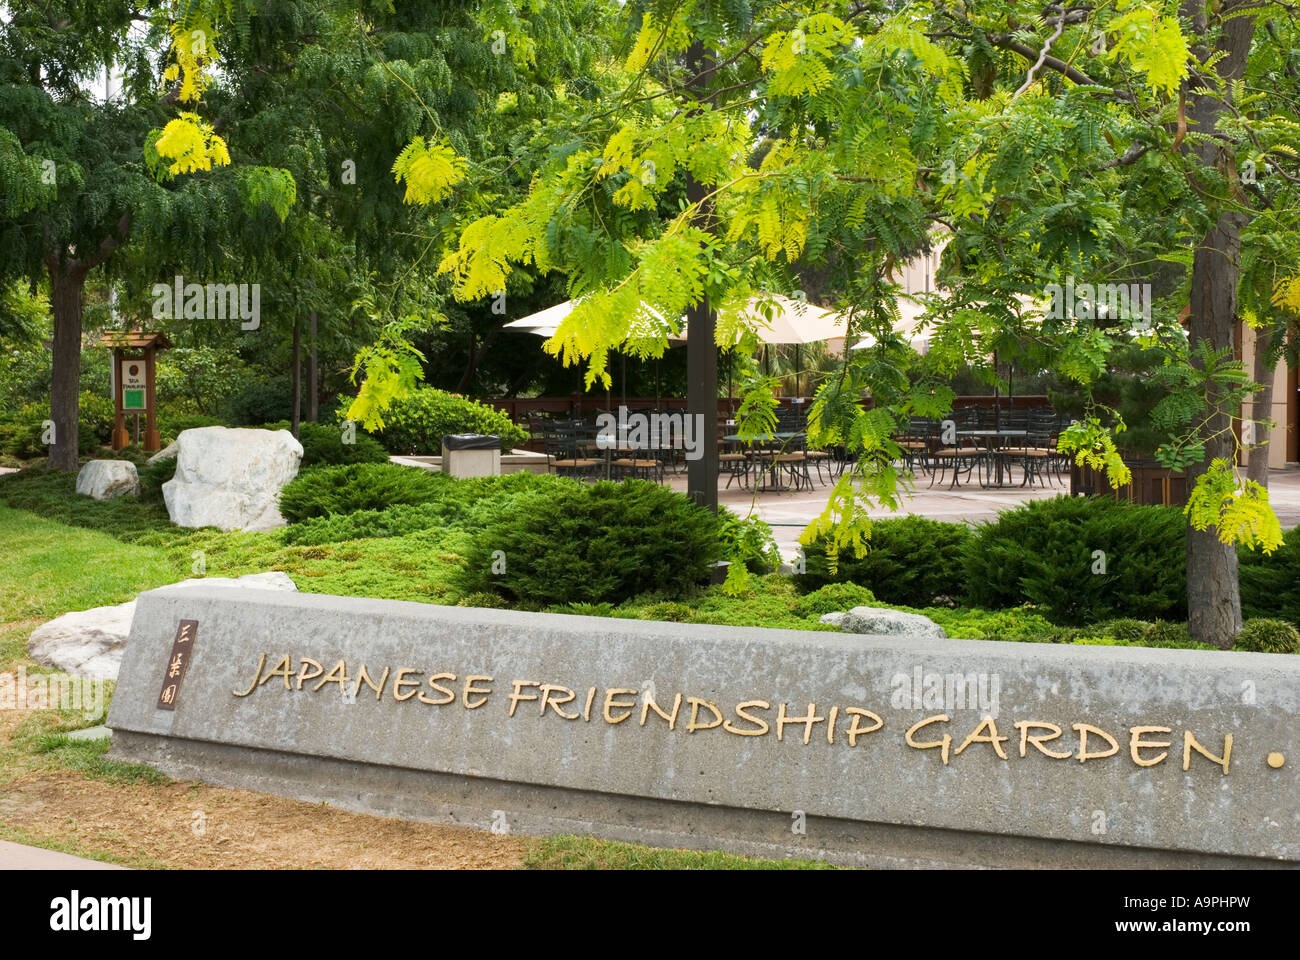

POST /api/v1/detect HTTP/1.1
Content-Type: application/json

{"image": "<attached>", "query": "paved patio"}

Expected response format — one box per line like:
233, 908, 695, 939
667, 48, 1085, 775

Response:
666, 465, 1300, 561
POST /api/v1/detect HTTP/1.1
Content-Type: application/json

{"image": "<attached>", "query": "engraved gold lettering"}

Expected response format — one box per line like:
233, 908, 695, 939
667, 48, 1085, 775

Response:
232, 653, 266, 697
906, 714, 952, 764
723, 700, 771, 737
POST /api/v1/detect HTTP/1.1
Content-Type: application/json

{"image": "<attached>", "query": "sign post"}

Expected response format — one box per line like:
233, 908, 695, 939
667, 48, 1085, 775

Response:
100, 329, 169, 452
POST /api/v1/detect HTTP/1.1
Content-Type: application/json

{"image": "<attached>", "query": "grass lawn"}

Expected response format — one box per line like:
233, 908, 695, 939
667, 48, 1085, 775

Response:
2, 460, 1265, 869
0, 505, 178, 621
0, 488, 832, 870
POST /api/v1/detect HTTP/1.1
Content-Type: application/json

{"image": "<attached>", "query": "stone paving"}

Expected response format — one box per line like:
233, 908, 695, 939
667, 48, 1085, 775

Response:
665, 464, 1300, 560
0, 839, 126, 869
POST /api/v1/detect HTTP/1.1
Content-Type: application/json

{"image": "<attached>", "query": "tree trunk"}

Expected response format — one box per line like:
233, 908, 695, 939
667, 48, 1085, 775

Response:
307, 311, 319, 423
456, 327, 502, 394
684, 40, 719, 512
684, 197, 718, 511
48, 264, 87, 472
1246, 322, 1275, 487
1185, 217, 1245, 648
1180, 1, 1256, 649
291, 317, 301, 438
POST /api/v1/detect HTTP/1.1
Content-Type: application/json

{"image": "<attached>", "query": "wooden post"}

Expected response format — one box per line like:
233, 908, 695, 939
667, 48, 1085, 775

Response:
144, 343, 160, 451
102, 330, 170, 453
111, 347, 129, 450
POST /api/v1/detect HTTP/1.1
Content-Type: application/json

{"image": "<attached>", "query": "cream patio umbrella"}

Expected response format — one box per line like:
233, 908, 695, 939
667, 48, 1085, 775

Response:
503, 300, 686, 408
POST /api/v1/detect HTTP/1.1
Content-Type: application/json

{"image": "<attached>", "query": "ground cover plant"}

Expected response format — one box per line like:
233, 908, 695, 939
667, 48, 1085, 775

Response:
1, 466, 1294, 652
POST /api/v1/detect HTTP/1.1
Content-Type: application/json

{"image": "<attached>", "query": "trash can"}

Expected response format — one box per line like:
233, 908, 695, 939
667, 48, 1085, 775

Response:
441, 434, 501, 478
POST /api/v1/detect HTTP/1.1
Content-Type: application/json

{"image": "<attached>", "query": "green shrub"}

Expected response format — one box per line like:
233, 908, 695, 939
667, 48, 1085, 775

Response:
137, 457, 177, 498
282, 471, 575, 543
0, 391, 115, 459
792, 582, 877, 620
258, 420, 389, 468
796, 515, 970, 607
77, 391, 115, 446
367, 388, 527, 454
718, 510, 781, 573
962, 496, 1186, 624
277, 463, 453, 522
457, 479, 722, 605
456, 591, 509, 609
218, 379, 293, 425
0, 403, 49, 459
283, 503, 449, 544
158, 411, 225, 445
1141, 620, 1202, 649
639, 600, 694, 622
921, 606, 1059, 642
1092, 618, 1151, 642
1236, 618, 1300, 654
1239, 527, 1300, 629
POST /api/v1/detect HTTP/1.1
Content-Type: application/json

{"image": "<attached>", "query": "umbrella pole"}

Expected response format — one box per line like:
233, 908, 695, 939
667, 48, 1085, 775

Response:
993, 349, 1000, 431
727, 351, 733, 416
795, 343, 801, 398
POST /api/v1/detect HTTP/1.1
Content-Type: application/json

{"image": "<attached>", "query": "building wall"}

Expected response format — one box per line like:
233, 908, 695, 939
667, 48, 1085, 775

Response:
1240, 326, 1296, 468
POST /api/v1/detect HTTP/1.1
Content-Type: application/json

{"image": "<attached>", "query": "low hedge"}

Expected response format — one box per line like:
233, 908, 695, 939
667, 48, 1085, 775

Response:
456, 479, 722, 605
1239, 526, 1300, 629
280, 469, 573, 541
962, 495, 1186, 624
1236, 618, 1300, 654
795, 515, 970, 607
365, 388, 527, 454
277, 462, 455, 522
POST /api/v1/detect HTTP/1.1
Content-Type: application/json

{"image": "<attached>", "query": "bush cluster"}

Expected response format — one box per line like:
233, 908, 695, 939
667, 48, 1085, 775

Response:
1239, 526, 1300, 629
0, 391, 115, 459
1236, 618, 1300, 654
277, 462, 455, 522
456, 479, 722, 605
795, 515, 970, 607
365, 388, 527, 454
962, 496, 1186, 624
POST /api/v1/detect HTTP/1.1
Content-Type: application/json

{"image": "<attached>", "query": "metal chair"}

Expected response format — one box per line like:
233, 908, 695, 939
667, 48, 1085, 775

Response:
929, 409, 984, 488
543, 423, 601, 480
1001, 409, 1057, 488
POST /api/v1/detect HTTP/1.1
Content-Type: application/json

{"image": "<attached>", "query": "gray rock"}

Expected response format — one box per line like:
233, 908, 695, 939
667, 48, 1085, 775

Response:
27, 572, 297, 680
65, 725, 111, 742
75, 460, 140, 500
162, 426, 303, 531
106, 586, 1300, 865
821, 606, 947, 638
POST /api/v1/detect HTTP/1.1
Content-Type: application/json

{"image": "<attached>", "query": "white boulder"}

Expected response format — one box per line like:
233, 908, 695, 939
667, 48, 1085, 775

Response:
27, 572, 297, 680
163, 426, 303, 531
821, 606, 948, 638
75, 460, 140, 500
147, 440, 179, 464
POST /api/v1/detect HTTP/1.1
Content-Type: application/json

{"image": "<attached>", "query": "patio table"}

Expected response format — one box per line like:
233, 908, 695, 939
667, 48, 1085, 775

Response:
722, 432, 807, 492
956, 429, 1028, 487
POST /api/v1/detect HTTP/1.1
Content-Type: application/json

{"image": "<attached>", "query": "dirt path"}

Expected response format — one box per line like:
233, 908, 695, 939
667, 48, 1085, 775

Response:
0, 768, 526, 869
